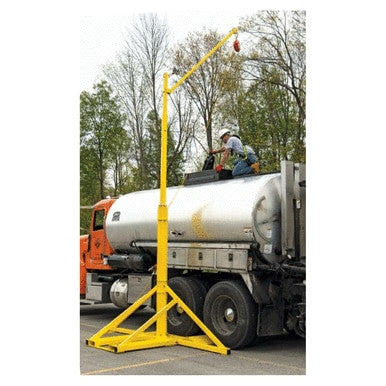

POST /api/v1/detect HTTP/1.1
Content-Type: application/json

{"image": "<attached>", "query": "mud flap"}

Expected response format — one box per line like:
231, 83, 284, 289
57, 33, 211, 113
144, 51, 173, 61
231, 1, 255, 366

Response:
257, 304, 284, 337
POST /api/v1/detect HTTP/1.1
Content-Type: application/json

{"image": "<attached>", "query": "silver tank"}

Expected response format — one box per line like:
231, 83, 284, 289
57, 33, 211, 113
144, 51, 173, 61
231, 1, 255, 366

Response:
106, 173, 281, 260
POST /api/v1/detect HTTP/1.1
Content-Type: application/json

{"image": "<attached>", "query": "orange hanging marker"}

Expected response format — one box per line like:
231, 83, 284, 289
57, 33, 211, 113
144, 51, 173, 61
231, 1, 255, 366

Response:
233, 39, 240, 52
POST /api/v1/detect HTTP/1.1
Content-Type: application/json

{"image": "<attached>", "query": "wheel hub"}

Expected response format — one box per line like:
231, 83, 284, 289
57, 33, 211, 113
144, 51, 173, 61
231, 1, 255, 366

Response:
176, 304, 184, 314
224, 307, 235, 322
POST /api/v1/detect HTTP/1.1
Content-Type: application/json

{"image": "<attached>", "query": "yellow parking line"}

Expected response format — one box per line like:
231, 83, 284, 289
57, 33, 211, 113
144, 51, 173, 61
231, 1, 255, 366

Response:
234, 354, 305, 372
81, 353, 208, 375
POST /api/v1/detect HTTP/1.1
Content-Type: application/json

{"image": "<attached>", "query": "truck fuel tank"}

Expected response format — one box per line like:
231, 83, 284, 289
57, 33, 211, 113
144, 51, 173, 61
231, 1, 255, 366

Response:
107, 253, 154, 272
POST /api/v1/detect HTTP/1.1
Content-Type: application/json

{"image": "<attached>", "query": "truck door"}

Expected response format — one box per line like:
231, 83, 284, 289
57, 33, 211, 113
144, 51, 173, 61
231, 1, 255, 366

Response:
89, 208, 106, 266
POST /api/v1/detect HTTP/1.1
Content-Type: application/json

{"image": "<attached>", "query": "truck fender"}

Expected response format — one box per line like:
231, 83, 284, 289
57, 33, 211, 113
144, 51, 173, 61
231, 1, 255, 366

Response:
240, 273, 271, 305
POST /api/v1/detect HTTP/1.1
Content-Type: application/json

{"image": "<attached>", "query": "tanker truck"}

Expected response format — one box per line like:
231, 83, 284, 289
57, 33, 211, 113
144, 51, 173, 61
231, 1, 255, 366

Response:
80, 160, 305, 349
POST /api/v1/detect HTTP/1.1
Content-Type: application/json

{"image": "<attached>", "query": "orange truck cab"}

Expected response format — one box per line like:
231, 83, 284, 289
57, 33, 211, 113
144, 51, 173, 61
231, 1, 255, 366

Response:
80, 198, 116, 298
80, 196, 155, 307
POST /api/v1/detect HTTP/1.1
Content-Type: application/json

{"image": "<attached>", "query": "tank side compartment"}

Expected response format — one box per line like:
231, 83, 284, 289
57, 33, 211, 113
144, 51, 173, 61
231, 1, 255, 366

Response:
135, 241, 252, 273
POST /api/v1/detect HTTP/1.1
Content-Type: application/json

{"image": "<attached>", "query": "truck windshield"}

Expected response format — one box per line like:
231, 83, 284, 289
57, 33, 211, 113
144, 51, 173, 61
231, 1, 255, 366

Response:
93, 209, 105, 231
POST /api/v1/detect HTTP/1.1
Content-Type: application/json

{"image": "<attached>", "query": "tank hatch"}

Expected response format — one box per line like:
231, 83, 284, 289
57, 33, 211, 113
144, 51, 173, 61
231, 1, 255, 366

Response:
184, 169, 233, 186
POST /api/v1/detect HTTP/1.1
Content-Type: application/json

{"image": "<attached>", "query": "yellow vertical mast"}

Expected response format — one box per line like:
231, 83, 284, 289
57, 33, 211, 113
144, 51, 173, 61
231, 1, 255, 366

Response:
156, 72, 170, 337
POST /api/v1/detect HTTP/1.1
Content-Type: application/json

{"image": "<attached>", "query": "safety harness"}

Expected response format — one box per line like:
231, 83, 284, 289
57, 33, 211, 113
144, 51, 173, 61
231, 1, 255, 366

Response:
240, 145, 248, 160
229, 136, 255, 166
236, 144, 252, 165
240, 146, 254, 166
229, 136, 259, 173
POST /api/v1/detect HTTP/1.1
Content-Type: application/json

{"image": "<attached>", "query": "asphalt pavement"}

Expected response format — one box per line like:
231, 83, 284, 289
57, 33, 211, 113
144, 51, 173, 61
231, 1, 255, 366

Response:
80, 304, 306, 376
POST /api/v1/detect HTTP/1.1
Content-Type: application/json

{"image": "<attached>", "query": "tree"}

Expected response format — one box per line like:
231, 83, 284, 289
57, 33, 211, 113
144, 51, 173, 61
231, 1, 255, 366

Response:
171, 30, 239, 151
168, 86, 200, 173
80, 81, 128, 201
241, 11, 306, 162
109, 125, 132, 196
105, 13, 188, 188
239, 72, 300, 170
80, 146, 99, 204
143, 109, 185, 186
104, 53, 150, 189
131, 14, 169, 130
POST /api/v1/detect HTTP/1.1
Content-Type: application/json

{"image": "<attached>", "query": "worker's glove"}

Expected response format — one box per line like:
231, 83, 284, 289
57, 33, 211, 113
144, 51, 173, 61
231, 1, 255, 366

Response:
215, 165, 223, 173
209, 150, 216, 155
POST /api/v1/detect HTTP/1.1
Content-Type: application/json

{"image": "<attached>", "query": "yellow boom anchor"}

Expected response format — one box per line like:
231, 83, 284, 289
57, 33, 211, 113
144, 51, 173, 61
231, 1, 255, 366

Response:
87, 28, 238, 355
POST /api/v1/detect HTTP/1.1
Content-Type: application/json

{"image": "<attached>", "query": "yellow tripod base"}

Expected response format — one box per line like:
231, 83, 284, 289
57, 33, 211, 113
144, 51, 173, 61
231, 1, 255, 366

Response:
86, 283, 230, 355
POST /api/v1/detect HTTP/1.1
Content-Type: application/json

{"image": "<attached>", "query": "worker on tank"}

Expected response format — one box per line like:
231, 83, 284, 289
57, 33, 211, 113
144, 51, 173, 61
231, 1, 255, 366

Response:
210, 129, 259, 176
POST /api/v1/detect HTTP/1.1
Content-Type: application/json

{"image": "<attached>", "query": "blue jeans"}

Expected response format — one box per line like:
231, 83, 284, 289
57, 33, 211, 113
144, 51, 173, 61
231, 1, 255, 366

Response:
232, 153, 257, 176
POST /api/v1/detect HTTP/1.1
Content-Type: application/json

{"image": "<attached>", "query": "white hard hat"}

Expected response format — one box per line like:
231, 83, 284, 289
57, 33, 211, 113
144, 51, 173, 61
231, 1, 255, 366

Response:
219, 129, 230, 139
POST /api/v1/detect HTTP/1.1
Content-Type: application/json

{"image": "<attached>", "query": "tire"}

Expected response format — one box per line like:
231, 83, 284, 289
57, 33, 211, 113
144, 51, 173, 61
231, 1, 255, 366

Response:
189, 276, 210, 298
167, 276, 206, 336
203, 280, 257, 349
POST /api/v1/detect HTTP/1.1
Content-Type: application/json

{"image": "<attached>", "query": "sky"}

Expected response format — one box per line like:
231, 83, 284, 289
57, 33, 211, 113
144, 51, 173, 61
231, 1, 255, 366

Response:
80, 11, 248, 92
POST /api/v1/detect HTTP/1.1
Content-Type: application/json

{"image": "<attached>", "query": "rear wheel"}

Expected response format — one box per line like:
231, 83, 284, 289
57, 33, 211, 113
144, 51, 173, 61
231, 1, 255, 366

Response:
167, 276, 206, 336
203, 280, 257, 349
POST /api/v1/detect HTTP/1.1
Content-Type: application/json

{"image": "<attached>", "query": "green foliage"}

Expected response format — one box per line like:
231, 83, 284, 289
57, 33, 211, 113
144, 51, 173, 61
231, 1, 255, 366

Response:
141, 110, 185, 188
80, 209, 92, 236
80, 145, 99, 204
241, 11, 306, 166
237, 72, 303, 171
80, 80, 130, 205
